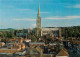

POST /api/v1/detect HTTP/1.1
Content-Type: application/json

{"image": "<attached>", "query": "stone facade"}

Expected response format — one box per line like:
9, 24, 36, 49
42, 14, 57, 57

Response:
41, 28, 61, 38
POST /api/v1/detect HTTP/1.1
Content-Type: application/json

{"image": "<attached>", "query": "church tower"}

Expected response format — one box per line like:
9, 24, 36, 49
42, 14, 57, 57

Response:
37, 4, 41, 28
36, 4, 41, 38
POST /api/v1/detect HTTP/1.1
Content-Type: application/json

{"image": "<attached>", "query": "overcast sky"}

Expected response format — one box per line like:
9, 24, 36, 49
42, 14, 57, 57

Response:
0, 0, 80, 29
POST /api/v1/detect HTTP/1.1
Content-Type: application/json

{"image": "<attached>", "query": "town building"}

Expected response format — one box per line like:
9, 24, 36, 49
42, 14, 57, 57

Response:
0, 38, 26, 55
0, 42, 5, 47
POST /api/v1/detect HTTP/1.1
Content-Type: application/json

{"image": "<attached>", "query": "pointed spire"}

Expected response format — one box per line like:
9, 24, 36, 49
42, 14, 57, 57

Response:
38, 4, 40, 16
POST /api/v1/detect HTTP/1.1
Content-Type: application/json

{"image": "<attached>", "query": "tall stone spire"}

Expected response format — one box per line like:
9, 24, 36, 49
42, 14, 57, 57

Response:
36, 3, 41, 38
38, 4, 40, 16
37, 3, 41, 28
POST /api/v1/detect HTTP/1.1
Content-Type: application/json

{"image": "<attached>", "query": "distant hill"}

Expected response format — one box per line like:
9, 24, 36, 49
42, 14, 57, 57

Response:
0, 28, 14, 32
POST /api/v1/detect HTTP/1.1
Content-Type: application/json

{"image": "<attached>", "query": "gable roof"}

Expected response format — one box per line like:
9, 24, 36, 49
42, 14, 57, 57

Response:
56, 48, 69, 56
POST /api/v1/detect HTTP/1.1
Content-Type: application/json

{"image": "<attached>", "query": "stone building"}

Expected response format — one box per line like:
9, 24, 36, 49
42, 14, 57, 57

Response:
36, 4, 61, 39
41, 28, 61, 38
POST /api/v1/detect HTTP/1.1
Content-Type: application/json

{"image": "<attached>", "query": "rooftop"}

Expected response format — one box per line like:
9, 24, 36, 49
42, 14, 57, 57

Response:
56, 47, 69, 56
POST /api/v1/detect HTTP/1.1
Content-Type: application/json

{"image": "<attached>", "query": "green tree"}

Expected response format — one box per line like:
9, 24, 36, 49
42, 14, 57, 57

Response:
31, 35, 37, 42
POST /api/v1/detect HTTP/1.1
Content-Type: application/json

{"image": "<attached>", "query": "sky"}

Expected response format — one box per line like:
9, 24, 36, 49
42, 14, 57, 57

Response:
0, 0, 80, 29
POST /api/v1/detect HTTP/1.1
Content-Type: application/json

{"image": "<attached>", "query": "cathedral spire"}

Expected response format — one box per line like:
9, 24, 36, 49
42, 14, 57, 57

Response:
36, 3, 41, 37
38, 4, 40, 16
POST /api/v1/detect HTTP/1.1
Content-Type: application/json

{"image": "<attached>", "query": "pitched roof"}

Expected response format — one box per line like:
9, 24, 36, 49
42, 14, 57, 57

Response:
56, 48, 69, 56
63, 47, 67, 52
36, 46, 42, 53
26, 48, 40, 55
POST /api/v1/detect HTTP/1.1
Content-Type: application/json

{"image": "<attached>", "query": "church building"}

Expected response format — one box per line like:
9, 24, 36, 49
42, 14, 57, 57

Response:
36, 4, 61, 39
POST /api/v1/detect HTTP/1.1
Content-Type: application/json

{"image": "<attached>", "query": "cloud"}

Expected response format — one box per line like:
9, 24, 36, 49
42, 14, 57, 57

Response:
16, 8, 49, 14
31, 12, 49, 14
40, 12, 49, 14
14, 18, 36, 21
67, 4, 80, 8
31, 23, 36, 27
17, 9, 31, 11
44, 16, 80, 20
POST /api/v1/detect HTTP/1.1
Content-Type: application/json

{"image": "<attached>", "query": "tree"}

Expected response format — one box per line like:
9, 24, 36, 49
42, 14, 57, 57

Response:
31, 35, 37, 42
0, 33, 4, 37
61, 26, 80, 39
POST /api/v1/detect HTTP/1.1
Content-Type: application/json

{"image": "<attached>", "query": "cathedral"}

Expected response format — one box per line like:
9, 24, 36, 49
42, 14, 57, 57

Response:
16, 4, 61, 39
36, 4, 61, 39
